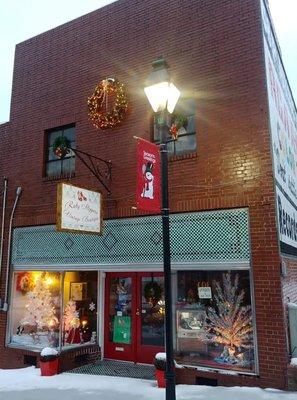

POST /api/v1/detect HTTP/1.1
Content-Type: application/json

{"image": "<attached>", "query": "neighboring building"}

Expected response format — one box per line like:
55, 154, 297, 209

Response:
0, 0, 297, 390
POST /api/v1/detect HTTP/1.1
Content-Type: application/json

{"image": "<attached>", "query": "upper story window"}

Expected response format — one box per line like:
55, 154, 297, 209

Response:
45, 124, 75, 178
153, 99, 196, 156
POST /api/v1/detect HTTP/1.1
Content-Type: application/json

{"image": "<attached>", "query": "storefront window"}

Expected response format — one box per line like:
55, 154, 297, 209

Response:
10, 271, 61, 349
174, 270, 255, 373
9, 270, 98, 350
62, 271, 98, 347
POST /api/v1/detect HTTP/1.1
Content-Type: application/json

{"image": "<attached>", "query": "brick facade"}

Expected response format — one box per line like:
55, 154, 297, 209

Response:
0, 0, 295, 390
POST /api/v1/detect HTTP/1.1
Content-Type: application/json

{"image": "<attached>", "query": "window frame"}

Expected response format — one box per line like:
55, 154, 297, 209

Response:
172, 265, 259, 376
152, 98, 197, 157
7, 270, 99, 353
44, 124, 76, 179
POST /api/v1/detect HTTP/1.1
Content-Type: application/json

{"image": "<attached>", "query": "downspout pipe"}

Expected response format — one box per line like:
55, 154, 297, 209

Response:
2, 187, 22, 312
0, 178, 8, 302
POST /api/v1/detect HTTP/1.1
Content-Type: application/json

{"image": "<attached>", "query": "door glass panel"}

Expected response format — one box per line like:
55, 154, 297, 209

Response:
141, 276, 165, 346
108, 278, 132, 344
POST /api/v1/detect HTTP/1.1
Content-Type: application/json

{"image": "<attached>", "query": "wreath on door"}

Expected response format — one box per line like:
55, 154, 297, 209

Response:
144, 281, 162, 305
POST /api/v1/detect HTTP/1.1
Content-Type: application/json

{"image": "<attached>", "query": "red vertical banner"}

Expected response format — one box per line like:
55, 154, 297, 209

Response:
136, 138, 161, 213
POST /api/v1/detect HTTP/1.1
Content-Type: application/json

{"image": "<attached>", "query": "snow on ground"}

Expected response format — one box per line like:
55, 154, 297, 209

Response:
0, 367, 296, 400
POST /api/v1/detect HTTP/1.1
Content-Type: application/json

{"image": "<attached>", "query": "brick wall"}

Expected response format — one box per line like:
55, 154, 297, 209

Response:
0, 0, 291, 389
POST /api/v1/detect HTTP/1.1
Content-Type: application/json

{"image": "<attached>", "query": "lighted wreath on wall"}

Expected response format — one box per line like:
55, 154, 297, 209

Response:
87, 78, 128, 130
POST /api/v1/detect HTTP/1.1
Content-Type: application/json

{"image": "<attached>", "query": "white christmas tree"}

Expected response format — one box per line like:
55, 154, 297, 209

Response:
63, 300, 79, 332
206, 272, 253, 365
21, 277, 58, 330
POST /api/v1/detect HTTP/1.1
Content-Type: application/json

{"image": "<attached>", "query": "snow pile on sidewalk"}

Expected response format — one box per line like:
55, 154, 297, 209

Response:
0, 367, 296, 400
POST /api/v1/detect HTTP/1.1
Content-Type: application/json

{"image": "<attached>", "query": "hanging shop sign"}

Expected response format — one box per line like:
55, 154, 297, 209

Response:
56, 183, 103, 235
261, 0, 297, 255
136, 138, 161, 213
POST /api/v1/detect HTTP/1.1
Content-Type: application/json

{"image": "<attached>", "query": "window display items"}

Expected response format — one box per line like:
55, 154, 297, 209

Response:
17, 273, 59, 347
206, 272, 253, 367
81, 316, 92, 342
144, 280, 162, 306
178, 310, 205, 333
16, 272, 34, 294
11, 270, 98, 350
114, 279, 131, 314
176, 308, 207, 353
63, 300, 80, 344
90, 331, 97, 344
62, 271, 98, 346
70, 282, 87, 301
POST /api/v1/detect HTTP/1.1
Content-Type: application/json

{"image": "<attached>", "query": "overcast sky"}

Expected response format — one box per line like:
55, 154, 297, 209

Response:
0, 0, 296, 124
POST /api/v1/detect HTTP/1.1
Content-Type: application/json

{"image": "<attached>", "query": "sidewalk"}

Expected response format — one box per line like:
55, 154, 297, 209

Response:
0, 367, 296, 400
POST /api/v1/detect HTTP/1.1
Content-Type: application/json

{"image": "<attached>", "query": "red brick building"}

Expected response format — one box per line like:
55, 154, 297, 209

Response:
0, 0, 297, 390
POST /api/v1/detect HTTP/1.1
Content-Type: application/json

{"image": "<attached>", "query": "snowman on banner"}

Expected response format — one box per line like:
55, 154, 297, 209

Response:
141, 162, 154, 199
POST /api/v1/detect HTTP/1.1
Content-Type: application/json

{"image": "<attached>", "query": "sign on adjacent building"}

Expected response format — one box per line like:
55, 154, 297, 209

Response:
262, 1, 297, 256
56, 183, 103, 235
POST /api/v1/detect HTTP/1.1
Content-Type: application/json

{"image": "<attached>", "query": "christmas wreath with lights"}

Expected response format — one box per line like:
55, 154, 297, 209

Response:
53, 136, 71, 158
144, 281, 162, 305
87, 78, 128, 130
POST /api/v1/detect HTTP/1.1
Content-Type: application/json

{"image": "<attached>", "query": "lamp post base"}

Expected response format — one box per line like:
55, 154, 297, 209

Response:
165, 371, 176, 398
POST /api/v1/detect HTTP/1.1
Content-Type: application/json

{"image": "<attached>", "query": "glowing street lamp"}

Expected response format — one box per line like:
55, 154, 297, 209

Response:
144, 59, 180, 114
144, 58, 180, 400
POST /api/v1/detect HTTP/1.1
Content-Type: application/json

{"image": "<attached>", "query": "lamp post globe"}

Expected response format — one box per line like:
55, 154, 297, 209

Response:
144, 58, 180, 400
144, 58, 180, 114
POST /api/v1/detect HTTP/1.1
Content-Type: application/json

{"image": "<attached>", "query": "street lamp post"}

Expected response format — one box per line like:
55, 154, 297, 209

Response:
144, 58, 180, 400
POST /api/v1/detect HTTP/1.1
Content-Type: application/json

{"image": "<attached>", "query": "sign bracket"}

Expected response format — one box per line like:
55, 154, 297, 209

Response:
69, 147, 112, 195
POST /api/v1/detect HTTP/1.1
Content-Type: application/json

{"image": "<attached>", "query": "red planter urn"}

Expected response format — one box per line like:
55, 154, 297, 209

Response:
155, 369, 166, 388
40, 358, 59, 376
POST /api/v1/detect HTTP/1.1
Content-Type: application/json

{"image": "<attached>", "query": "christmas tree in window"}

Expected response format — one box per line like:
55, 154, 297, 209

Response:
20, 276, 59, 345
206, 272, 253, 366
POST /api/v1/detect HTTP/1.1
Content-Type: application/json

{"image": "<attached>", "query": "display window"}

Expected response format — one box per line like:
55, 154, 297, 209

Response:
174, 270, 256, 373
62, 271, 98, 347
9, 270, 98, 350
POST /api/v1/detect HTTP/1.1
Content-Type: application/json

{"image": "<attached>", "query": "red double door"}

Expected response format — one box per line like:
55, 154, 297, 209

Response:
104, 272, 165, 364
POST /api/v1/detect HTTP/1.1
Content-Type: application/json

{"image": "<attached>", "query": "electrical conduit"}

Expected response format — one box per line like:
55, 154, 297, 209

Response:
2, 187, 22, 312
